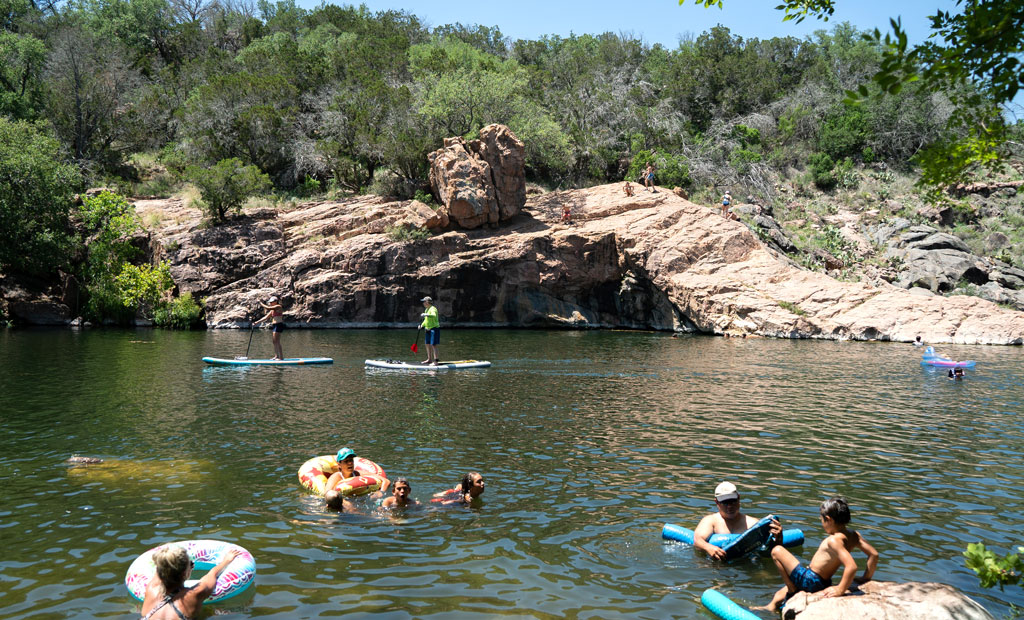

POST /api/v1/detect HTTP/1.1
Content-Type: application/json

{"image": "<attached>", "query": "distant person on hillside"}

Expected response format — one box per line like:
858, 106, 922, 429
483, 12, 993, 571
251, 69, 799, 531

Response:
643, 163, 656, 192
433, 472, 486, 505
693, 481, 782, 560
757, 496, 879, 612
914, 336, 924, 346
253, 295, 285, 360
561, 203, 572, 225
420, 296, 440, 365
720, 191, 732, 218
623, 181, 634, 197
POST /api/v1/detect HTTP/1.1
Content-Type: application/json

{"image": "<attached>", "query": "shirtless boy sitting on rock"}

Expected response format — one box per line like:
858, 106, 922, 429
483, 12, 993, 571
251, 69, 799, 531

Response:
756, 496, 879, 612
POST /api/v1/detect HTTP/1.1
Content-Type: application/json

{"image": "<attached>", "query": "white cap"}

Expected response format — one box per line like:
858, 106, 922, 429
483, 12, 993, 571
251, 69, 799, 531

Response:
715, 481, 739, 502
421, 296, 432, 302
268, 296, 278, 302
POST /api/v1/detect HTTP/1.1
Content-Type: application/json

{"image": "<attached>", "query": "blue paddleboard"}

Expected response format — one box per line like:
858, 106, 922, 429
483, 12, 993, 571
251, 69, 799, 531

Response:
202, 357, 333, 366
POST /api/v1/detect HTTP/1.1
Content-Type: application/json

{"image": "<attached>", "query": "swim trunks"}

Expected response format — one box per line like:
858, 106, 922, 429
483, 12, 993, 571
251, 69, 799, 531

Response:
425, 327, 440, 345
789, 564, 830, 593
271, 323, 286, 333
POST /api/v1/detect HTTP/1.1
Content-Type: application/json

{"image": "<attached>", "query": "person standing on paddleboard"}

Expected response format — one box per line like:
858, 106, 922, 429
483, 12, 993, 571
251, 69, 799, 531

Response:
420, 296, 440, 365
253, 295, 285, 360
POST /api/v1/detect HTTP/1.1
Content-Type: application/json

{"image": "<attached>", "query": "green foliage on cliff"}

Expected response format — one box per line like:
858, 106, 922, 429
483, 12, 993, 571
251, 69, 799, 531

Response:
78, 191, 175, 323
0, 118, 81, 276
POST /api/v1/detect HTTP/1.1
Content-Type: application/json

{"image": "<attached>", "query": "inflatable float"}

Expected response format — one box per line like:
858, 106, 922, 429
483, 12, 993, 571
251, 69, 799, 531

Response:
701, 588, 761, 620
920, 347, 975, 369
364, 359, 491, 370
298, 455, 387, 496
125, 540, 255, 603
662, 518, 804, 560
203, 357, 333, 366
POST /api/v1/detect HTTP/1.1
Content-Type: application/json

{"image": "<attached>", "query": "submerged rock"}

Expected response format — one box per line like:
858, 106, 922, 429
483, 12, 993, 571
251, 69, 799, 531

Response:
782, 581, 994, 620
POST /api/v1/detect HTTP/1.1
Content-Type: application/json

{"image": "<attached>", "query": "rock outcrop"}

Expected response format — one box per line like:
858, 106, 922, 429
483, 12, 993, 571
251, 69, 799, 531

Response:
427, 123, 526, 229
781, 581, 994, 620
7, 181, 1024, 343
130, 183, 1024, 344
871, 219, 1024, 310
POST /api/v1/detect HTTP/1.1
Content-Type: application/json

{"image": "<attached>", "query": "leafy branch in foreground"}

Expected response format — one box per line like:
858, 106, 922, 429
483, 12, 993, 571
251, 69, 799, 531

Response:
964, 542, 1024, 590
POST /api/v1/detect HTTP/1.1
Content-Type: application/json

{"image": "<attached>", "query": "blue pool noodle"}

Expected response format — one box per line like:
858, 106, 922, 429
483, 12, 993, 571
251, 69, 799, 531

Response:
701, 589, 761, 620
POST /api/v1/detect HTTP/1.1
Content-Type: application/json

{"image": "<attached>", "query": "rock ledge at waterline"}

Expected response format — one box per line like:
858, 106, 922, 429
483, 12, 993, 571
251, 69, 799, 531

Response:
128, 183, 1024, 345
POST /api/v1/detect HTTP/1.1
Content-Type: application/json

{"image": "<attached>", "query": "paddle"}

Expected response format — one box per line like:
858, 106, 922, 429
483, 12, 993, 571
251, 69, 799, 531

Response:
410, 326, 422, 353
238, 317, 256, 360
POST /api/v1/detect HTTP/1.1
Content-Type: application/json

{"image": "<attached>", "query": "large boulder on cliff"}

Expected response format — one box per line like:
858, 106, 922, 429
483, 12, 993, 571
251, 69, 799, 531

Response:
781, 581, 993, 620
427, 124, 526, 229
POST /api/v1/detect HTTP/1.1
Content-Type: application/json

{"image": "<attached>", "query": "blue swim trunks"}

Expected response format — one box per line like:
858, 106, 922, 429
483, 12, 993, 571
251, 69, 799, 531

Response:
425, 328, 440, 345
789, 564, 830, 594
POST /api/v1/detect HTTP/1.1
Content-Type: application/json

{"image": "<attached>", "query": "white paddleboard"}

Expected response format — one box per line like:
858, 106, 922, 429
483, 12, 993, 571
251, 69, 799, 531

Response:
364, 359, 491, 370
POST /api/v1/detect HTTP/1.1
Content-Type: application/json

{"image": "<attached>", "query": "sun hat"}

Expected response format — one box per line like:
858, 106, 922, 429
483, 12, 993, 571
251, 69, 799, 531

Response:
268, 295, 278, 302
715, 481, 739, 502
336, 447, 356, 462
421, 296, 432, 302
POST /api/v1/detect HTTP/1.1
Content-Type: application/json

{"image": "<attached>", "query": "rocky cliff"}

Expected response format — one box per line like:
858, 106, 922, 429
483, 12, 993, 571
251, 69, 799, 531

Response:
127, 182, 1024, 344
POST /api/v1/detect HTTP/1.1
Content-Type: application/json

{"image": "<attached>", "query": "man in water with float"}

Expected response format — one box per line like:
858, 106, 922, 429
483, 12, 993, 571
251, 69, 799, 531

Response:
324, 447, 390, 510
693, 481, 781, 560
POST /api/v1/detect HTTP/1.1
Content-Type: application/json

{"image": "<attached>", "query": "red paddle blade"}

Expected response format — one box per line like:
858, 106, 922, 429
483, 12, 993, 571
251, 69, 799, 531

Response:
410, 343, 418, 353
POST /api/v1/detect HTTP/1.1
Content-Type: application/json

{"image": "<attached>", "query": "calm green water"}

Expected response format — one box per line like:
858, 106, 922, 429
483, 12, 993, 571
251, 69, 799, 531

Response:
1, 328, 1022, 619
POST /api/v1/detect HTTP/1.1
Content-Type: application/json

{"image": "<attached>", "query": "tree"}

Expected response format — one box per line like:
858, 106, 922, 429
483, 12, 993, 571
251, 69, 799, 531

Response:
0, 118, 81, 276
186, 157, 271, 223
43, 26, 142, 165
687, 0, 1024, 187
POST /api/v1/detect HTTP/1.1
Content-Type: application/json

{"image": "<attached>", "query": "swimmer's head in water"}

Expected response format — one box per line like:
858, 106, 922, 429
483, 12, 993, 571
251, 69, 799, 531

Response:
325, 490, 345, 510
153, 544, 190, 593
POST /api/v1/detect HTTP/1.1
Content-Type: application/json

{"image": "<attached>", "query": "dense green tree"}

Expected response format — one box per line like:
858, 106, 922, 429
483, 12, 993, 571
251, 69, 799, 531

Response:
0, 118, 81, 276
186, 157, 271, 222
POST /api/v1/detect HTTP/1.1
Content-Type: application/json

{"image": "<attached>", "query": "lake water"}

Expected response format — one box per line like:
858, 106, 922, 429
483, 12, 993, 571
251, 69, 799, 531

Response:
1, 328, 1022, 619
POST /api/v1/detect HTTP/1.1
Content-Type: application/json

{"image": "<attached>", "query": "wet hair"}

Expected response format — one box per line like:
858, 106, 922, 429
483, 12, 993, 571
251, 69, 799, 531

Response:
820, 496, 851, 525
153, 544, 190, 594
458, 472, 481, 493
325, 490, 345, 510
394, 478, 410, 489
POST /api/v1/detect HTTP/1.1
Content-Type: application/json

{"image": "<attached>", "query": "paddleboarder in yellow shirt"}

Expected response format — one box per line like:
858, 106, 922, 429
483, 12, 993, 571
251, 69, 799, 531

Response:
420, 296, 440, 365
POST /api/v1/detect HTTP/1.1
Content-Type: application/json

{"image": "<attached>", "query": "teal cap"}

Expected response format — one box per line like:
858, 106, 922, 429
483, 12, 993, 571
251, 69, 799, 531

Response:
336, 447, 356, 462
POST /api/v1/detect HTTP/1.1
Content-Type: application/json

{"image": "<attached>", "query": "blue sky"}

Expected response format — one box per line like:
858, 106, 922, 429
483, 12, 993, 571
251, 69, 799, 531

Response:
320, 0, 960, 47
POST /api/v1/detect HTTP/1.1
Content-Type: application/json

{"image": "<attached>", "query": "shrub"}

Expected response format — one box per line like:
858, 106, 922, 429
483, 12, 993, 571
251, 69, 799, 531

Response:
153, 293, 205, 329
413, 189, 436, 206
186, 158, 272, 223
386, 225, 431, 242
296, 175, 322, 197
808, 152, 838, 191
114, 262, 174, 314
817, 105, 869, 161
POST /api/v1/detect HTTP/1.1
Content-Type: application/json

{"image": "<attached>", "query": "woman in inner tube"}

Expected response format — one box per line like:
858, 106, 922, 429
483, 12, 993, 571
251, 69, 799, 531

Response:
324, 447, 389, 510
140, 544, 238, 620
433, 472, 485, 505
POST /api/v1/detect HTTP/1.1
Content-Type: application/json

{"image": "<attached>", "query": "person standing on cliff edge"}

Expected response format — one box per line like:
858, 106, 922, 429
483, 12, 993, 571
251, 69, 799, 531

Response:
419, 296, 440, 365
